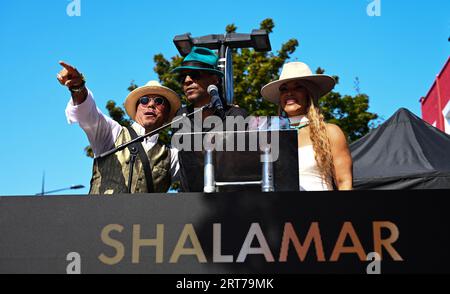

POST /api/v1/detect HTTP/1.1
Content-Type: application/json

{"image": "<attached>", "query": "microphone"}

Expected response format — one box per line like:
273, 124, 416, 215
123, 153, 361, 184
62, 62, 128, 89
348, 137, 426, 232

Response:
207, 85, 223, 110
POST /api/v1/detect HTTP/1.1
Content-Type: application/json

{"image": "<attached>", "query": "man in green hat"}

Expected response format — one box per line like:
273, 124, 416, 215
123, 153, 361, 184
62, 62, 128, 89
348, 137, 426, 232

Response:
171, 47, 248, 192
172, 46, 248, 128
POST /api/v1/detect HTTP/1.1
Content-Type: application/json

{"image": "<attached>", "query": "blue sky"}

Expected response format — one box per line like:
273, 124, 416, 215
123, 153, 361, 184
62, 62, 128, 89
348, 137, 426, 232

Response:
0, 0, 448, 196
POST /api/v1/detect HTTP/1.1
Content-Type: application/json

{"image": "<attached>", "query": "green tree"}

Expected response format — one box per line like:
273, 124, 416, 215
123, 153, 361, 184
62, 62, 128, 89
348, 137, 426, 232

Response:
316, 70, 378, 142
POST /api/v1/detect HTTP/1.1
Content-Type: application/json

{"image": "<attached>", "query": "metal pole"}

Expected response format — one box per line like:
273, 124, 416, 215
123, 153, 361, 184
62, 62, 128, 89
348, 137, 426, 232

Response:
261, 148, 274, 192
36, 185, 85, 195
204, 149, 216, 193
224, 47, 234, 105
436, 75, 444, 131
127, 146, 138, 194
218, 42, 228, 106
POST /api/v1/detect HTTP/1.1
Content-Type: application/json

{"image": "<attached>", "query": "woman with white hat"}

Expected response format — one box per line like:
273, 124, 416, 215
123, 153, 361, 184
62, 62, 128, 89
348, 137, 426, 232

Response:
261, 62, 353, 190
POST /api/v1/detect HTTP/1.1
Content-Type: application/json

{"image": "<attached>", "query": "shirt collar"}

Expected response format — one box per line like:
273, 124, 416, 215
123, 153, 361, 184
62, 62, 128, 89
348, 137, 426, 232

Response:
132, 122, 159, 143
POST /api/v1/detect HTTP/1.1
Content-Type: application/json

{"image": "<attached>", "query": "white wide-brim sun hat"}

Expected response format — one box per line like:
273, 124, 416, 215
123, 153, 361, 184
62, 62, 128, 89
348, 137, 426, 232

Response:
261, 62, 336, 104
124, 80, 181, 121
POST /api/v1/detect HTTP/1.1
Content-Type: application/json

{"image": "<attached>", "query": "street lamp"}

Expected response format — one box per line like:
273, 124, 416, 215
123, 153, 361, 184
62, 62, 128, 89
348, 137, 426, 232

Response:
36, 184, 85, 196
173, 30, 272, 105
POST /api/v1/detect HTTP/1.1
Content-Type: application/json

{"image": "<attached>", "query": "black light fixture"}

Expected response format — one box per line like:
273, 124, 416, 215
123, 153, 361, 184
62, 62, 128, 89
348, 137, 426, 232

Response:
173, 33, 194, 57
173, 29, 271, 56
251, 29, 272, 52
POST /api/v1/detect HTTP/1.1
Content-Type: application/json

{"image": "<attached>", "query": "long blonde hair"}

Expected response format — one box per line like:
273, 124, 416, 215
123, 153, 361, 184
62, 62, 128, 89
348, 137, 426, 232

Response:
306, 97, 336, 187
280, 92, 336, 187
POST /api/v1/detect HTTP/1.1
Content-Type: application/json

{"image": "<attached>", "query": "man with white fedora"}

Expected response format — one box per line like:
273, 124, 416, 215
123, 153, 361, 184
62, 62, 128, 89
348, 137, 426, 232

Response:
57, 61, 181, 194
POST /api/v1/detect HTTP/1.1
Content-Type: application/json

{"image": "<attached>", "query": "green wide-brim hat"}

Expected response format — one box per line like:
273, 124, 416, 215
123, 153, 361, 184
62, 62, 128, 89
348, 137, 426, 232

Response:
172, 46, 224, 77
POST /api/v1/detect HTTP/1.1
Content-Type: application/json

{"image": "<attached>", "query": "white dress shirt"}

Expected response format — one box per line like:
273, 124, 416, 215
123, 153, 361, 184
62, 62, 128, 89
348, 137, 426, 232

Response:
65, 89, 179, 181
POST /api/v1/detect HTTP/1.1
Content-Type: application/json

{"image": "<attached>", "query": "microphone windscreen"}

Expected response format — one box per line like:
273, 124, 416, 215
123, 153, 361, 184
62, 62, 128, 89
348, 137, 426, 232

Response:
207, 85, 219, 95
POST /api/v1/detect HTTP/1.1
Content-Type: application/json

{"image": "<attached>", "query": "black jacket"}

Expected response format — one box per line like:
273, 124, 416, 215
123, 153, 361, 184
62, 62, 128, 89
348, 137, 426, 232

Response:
172, 104, 248, 133
172, 104, 249, 192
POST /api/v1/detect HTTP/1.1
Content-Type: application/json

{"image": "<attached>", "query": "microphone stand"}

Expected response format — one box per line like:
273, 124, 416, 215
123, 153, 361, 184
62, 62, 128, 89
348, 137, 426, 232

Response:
95, 103, 211, 193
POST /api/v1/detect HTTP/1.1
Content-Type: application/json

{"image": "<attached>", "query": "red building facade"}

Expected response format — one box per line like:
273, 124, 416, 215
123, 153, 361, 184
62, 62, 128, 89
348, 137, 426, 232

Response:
420, 57, 450, 134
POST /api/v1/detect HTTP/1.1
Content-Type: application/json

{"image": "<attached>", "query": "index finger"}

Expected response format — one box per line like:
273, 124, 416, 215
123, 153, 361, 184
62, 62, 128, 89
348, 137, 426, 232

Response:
59, 61, 77, 73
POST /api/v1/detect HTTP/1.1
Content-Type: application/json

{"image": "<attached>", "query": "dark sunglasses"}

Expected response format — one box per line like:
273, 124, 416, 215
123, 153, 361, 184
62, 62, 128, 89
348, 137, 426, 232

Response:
138, 96, 166, 107
177, 71, 204, 83
279, 83, 307, 93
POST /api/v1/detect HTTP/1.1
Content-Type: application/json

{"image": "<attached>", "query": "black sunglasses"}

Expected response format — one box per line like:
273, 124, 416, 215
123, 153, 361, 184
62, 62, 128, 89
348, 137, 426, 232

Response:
138, 96, 166, 107
177, 71, 205, 83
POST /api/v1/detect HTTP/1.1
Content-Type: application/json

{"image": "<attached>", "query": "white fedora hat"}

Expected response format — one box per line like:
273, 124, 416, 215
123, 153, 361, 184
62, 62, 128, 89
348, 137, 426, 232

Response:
124, 80, 181, 121
261, 62, 336, 104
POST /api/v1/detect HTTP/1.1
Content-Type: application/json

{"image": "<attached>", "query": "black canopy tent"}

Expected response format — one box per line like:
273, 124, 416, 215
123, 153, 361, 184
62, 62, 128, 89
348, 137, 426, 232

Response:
350, 108, 450, 189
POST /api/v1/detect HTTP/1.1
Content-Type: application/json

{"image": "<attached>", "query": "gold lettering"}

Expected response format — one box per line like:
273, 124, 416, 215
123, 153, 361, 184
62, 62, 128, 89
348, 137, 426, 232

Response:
132, 224, 164, 264
98, 224, 125, 265
169, 224, 207, 263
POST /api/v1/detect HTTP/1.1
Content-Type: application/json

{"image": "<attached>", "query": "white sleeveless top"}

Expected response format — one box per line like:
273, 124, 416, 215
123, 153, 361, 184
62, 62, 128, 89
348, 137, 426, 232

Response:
290, 116, 332, 191
298, 145, 333, 191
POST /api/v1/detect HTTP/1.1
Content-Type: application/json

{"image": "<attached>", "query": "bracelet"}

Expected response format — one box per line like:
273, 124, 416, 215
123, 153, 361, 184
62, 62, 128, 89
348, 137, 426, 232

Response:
69, 81, 86, 93
69, 73, 86, 93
